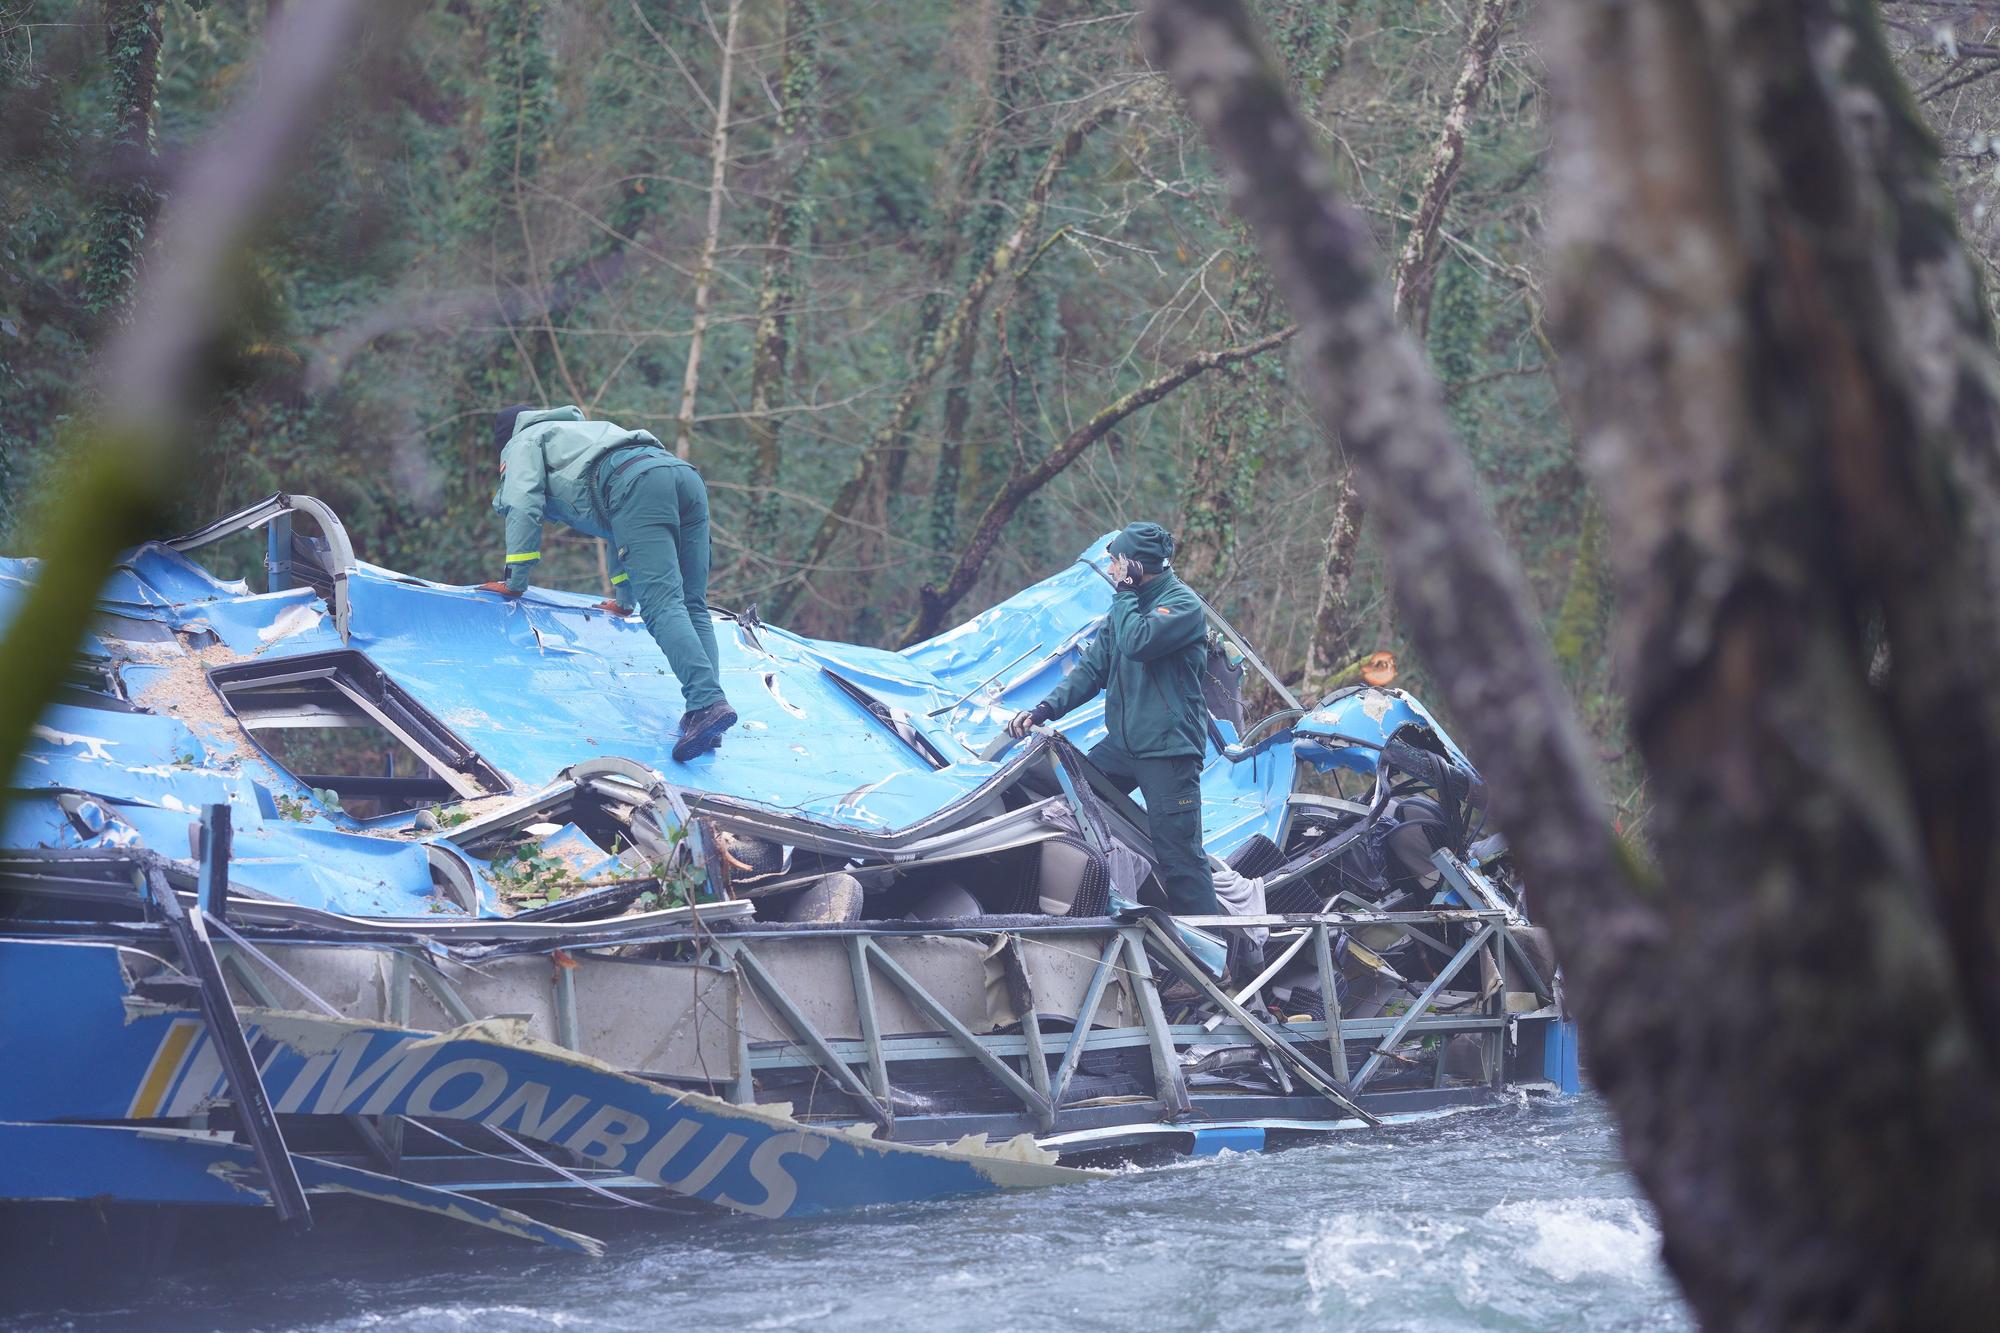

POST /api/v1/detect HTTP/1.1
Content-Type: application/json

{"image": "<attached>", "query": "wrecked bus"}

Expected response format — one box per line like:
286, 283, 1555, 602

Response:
0, 495, 1577, 1253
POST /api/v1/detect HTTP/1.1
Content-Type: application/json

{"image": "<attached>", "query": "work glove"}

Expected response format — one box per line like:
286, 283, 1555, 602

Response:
477, 580, 523, 597
1006, 702, 1054, 739
593, 598, 630, 614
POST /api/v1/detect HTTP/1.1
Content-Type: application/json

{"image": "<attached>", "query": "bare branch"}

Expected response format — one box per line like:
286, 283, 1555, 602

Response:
901, 323, 1297, 644
1389, 0, 1512, 335
766, 92, 1138, 621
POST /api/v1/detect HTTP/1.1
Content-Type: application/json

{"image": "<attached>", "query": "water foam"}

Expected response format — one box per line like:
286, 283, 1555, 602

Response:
1487, 1196, 1663, 1284
1286, 1211, 1471, 1314
747, 1301, 838, 1329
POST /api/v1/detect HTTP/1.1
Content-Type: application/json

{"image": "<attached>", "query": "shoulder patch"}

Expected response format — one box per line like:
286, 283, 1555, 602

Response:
1153, 605, 1177, 616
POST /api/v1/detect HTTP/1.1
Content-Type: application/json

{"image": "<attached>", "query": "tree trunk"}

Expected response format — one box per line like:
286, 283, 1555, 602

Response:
907, 0, 1047, 559
83, 0, 165, 316
1151, 0, 2000, 1325
1177, 229, 1281, 585
672, 0, 743, 461
888, 0, 1033, 503
1548, 499, 1606, 685
1539, 0, 2000, 1319
928, 329, 980, 582
1300, 469, 1363, 693
744, 0, 822, 590
1389, 0, 1508, 340
1176, 376, 1240, 584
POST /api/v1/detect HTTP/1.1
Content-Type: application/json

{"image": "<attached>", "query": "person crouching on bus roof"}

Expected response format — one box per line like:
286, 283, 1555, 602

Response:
478, 404, 737, 763
1007, 522, 1219, 915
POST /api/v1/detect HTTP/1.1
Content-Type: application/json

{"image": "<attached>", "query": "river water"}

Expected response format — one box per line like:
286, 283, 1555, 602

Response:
14, 1094, 1690, 1331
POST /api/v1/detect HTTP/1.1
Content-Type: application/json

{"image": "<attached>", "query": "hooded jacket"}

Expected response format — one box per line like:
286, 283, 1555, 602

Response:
492, 406, 688, 594
1039, 569, 1210, 759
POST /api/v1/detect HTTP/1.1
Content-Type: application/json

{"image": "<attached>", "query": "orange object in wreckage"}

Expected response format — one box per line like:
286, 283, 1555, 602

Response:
1359, 652, 1397, 687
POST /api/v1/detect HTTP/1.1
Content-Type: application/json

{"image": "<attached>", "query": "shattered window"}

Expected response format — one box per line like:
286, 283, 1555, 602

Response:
208, 650, 506, 817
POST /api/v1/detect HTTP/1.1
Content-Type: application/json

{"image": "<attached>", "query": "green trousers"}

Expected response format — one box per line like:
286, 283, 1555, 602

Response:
1087, 738, 1218, 915
604, 458, 728, 712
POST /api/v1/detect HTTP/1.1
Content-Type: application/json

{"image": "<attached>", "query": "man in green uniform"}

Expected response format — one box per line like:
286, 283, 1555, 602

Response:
1007, 522, 1219, 915
478, 404, 737, 763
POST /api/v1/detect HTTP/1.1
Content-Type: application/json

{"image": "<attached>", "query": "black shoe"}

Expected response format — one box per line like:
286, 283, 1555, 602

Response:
672, 701, 738, 762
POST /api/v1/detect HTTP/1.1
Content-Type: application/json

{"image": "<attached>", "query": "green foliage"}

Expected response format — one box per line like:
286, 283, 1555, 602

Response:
460, 0, 555, 240
490, 841, 577, 906
632, 866, 696, 914
1552, 503, 1608, 680
273, 793, 317, 822
1271, 0, 1354, 97
488, 827, 702, 912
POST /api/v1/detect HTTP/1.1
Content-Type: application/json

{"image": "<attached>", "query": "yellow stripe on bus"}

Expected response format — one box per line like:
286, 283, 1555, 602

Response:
127, 1018, 200, 1118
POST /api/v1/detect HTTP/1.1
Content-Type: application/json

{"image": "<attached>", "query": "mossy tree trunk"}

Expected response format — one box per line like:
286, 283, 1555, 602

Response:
1300, 470, 1364, 692
1177, 6, 1347, 588
907, 0, 1046, 605
1154, 0, 2000, 1324
83, 0, 165, 318
1541, 0, 2000, 1317
464, 0, 555, 405
744, 0, 823, 595
928, 330, 980, 584
1548, 499, 1607, 685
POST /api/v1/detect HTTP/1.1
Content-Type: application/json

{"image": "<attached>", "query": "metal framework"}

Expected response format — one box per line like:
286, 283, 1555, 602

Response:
88, 858, 1546, 1145
663, 903, 1541, 1143
163, 493, 357, 642
2, 846, 1545, 1124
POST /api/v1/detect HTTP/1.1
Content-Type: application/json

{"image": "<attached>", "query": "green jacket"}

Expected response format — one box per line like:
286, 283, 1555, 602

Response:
492, 405, 682, 596
1040, 571, 1210, 759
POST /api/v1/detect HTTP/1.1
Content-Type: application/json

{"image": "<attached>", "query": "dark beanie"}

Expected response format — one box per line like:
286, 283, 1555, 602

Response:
494, 404, 533, 451
1108, 521, 1175, 572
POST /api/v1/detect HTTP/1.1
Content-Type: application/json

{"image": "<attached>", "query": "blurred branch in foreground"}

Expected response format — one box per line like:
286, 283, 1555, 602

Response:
0, 0, 377, 796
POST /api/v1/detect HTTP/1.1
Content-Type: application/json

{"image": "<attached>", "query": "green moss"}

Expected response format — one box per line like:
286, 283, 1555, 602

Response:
83, 1, 165, 315
1552, 502, 1608, 682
